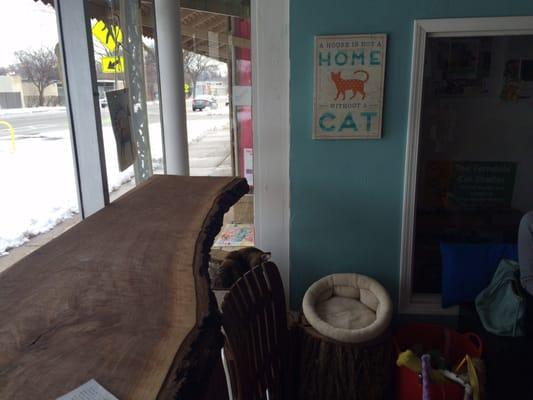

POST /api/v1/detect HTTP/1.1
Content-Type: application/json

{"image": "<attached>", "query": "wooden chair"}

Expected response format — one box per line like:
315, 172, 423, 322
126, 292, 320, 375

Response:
221, 261, 289, 400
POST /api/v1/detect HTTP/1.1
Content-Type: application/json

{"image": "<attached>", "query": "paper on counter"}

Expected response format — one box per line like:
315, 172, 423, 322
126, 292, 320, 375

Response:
56, 379, 118, 400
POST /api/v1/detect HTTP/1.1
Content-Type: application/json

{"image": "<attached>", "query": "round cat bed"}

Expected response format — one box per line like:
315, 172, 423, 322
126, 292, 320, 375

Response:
302, 273, 392, 343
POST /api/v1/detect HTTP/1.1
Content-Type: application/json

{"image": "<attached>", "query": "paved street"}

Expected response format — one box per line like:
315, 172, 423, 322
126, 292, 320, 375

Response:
0, 102, 232, 177
0, 102, 225, 140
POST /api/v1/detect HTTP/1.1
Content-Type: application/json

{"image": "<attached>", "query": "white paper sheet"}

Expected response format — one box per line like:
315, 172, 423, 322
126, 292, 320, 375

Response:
56, 379, 119, 400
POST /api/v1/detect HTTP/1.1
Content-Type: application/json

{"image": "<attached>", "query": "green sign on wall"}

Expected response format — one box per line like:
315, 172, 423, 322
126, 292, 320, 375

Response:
448, 161, 516, 208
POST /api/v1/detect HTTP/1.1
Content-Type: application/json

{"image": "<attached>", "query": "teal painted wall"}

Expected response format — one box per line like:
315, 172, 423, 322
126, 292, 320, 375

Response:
289, 1, 533, 308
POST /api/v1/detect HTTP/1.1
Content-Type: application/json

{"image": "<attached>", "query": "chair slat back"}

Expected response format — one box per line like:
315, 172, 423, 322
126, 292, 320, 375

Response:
221, 262, 289, 400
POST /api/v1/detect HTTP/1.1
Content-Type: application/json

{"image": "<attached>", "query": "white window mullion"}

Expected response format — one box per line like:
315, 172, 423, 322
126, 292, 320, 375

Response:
55, 0, 109, 218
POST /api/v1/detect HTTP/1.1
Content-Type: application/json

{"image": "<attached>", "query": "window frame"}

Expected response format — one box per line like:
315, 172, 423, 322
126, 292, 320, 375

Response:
251, 0, 291, 301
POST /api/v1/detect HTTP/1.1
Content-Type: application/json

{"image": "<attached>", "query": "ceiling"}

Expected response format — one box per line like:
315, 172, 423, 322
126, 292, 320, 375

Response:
36, 0, 250, 63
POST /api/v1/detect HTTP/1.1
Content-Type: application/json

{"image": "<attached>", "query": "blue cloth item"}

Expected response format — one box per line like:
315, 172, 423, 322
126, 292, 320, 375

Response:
440, 242, 518, 308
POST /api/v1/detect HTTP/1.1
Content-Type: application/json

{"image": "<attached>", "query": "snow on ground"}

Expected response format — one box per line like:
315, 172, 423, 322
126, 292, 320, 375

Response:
0, 129, 78, 255
0, 105, 230, 255
0, 106, 67, 117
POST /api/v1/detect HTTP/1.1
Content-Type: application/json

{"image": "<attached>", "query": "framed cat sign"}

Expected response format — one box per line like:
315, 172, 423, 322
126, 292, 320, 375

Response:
313, 34, 387, 139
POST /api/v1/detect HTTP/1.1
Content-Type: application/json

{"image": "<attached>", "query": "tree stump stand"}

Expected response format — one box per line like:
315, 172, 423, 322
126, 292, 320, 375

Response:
294, 317, 395, 400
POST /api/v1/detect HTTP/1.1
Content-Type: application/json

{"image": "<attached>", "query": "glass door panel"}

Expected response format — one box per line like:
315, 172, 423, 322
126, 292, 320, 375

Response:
179, 6, 254, 250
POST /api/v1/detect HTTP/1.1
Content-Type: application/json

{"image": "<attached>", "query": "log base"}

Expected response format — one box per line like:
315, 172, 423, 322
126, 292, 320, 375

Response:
294, 318, 395, 400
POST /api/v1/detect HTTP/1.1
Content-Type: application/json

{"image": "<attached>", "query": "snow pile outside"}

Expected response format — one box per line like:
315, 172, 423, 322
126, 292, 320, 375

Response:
0, 104, 230, 256
0, 128, 78, 255
0, 106, 67, 116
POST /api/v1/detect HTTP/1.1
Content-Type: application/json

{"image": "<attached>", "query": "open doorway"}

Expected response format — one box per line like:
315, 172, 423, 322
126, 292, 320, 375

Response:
401, 17, 533, 313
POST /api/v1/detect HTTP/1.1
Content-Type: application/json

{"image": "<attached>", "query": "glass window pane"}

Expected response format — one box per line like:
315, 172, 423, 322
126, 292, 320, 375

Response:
180, 8, 254, 248
88, 2, 163, 201
0, 0, 80, 272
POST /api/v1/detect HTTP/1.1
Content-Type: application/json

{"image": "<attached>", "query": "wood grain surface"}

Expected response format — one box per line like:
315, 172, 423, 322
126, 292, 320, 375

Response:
0, 175, 248, 400
294, 321, 394, 400
221, 262, 290, 400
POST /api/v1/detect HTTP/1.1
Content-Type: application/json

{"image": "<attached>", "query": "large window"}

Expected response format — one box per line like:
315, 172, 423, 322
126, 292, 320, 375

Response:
180, 8, 255, 245
0, 0, 79, 273
86, 3, 255, 232
0, 0, 258, 274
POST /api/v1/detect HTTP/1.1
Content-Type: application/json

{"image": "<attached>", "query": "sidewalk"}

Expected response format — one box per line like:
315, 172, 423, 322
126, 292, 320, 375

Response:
189, 123, 232, 176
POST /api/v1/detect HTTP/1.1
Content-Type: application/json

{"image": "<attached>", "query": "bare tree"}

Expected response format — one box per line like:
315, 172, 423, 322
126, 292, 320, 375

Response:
182, 50, 215, 97
14, 47, 58, 106
203, 64, 224, 82
143, 42, 159, 101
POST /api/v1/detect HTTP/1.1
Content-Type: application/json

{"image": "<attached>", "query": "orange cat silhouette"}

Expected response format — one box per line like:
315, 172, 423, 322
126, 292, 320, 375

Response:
331, 70, 369, 100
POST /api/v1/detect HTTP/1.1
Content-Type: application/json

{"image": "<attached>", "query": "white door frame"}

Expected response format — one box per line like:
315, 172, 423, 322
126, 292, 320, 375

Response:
251, 0, 291, 301
400, 16, 533, 315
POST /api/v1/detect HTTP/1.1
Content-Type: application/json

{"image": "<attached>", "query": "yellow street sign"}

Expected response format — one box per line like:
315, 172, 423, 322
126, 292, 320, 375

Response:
102, 56, 125, 73
92, 20, 123, 52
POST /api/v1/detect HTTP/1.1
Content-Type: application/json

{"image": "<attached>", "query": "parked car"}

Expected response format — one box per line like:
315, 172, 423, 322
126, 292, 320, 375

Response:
99, 96, 108, 108
192, 96, 217, 111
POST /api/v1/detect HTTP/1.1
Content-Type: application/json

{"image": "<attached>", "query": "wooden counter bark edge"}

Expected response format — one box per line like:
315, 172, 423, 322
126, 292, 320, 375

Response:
157, 177, 249, 400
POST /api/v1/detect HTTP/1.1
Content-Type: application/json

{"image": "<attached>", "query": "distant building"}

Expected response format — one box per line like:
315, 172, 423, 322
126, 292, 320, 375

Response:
0, 74, 63, 109
0, 75, 24, 108
195, 80, 227, 97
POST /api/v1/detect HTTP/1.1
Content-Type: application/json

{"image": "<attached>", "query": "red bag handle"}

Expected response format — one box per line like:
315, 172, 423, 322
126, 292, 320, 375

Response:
464, 332, 483, 356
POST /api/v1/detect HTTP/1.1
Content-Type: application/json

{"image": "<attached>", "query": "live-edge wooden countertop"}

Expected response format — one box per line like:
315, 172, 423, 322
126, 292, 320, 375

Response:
0, 175, 249, 399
